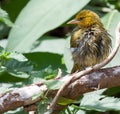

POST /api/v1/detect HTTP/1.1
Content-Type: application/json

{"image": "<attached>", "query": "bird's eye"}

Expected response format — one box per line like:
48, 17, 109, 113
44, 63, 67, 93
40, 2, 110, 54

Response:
79, 17, 84, 21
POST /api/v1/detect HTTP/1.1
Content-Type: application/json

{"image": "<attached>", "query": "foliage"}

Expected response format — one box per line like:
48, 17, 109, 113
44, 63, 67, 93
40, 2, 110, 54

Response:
0, 0, 120, 114
0, 8, 13, 39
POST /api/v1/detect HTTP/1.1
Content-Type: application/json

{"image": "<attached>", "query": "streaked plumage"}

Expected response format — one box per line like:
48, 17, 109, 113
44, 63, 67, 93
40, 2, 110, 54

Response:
68, 10, 111, 73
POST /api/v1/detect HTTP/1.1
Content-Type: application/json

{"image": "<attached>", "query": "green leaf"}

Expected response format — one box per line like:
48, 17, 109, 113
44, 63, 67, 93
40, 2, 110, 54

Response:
1, 0, 29, 22
0, 39, 7, 48
32, 91, 44, 101
45, 80, 64, 90
0, 83, 13, 94
0, 46, 4, 52
31, 36, 66, 55
105, 86, 120, 96
0, 48, 33, 78
0, 22, 10, 39
0, 71, 26, 82
76, 110, 86, 114
24, 52, 66, 70
44, 74, 55, 80
102, 10, 120, 67
0, 8, 13, 27
5, 108, 28, 114
63, 37, 74, 73
80, 90, 120, 112
0, 8, 13, 39
6, 0, 90, 52
3, 59, 33, 78
58, 97, 75, 105
0, 46, 10, 64
61, 105, 85, 114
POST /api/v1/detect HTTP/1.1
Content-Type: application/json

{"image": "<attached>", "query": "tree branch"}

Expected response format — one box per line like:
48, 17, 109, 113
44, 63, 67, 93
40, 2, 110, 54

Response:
0, 22, 120, 114
51, 66, 120, 114
49, 22, 120, 110
0, 66, 120, 113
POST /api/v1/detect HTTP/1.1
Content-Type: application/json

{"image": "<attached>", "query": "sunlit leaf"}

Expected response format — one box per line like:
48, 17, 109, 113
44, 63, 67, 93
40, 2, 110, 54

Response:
63, 37, 73, 73
31, 36, 66, 55
6, 0, 90, 52
0, 39, 7, 48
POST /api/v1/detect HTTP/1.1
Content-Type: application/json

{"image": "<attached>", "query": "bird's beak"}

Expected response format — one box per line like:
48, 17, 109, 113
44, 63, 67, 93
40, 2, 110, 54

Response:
67, 19, 79, 24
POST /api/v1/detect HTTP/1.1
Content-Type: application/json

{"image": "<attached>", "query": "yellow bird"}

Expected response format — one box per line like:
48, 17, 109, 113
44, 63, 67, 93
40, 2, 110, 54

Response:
67, 10, 111, 73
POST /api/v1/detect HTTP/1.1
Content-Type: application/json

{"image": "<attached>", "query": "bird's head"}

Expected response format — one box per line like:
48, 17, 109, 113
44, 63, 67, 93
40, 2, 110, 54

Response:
67, 10, 102, 28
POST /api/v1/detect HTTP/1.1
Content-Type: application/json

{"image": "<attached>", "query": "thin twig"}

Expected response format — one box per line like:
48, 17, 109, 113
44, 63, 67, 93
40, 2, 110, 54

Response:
49, 22, 120, 110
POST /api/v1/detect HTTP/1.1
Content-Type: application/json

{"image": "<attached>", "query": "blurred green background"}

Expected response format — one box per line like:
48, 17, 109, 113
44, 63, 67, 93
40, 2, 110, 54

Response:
0, 0, 120, 114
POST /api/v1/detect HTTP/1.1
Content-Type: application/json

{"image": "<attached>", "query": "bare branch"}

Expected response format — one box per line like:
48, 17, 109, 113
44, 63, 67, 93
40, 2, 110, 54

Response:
0, 66, 120, 113
51, 66, 120, 114
0, 84, 47, 113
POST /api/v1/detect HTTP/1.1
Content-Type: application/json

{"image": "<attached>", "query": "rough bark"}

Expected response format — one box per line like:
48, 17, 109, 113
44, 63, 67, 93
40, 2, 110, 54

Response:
0, 66, 120, 113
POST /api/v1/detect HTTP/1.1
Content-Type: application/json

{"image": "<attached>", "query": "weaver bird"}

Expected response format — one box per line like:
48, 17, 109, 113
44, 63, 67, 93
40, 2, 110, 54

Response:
67, 10, 111, 73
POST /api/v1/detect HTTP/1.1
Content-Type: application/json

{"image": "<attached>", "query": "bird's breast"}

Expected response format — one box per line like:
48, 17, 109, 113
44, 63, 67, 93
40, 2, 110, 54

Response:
70, 26, 111, 68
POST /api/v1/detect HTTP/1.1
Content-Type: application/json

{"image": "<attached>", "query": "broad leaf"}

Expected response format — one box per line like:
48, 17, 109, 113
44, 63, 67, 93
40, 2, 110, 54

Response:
2, 0, 29, 22
31, 36, 66, 55
0, 47, 33, 78
0, 39, 7, 48
24, 52, 66, 70
3, 59, 33, 78
102, 10, 120, 67
6, 0, 90, 52
80, 90, 120, 112
63, 37, 74, 73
